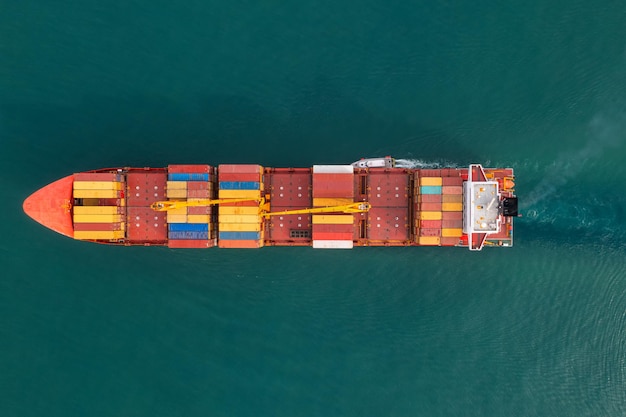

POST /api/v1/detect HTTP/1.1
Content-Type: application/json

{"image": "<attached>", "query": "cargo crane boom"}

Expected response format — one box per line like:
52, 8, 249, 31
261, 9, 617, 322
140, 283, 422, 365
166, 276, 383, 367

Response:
151, 198, 261, 211
261, 202, 371, 218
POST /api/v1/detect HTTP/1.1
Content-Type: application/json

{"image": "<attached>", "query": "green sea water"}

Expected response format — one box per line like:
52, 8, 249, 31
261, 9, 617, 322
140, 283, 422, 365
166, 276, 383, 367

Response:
2, 1, 626, 416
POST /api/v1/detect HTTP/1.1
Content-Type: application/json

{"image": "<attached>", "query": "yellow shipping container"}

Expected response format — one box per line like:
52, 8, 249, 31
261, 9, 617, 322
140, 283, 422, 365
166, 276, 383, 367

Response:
442, 202, 463, 212
312, 215, 354, 225
312, 197, 353, 207
420, 177, 443, 186
167, 213, 188, 223
441, 228, 463, 237
418, 236, 441, 245
166, 181, 187, 190
73, 206, 119, 215
166, 189, 187, 199
219, 222, 262, 232
218, 214, 260, 224
219, 206, 259, 215
165, 206, 187, 215
74, 230, 125, 240
73, 181, 123, 190
218, 189, 262, 199
73, 189, 120, 198
420, 211, 442, 220
73, 214, 123, 223
187, 215, 211, 223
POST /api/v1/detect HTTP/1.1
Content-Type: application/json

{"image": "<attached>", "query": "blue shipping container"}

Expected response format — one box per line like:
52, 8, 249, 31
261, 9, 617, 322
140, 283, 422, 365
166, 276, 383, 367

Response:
219, 231, 260, 240
168, 231, 209, 240
168, 173, 210, 182
219, 181, 260, 190
168, 223, 209, 232
420, 186, 442, 195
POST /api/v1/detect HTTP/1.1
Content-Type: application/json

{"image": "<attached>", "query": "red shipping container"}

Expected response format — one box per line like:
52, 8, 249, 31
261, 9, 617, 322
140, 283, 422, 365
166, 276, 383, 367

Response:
312, 224, 353, 233
442, 219, 463, 228
168, 239, 215, 248
442, 194, 463, 203
218, 164, 262, 174
188, 206, 213, 215
420, 202, 442, 211
442, 176, 463, 186
440, 237, 461, 246
74, 222, 124, 231
187, 182, 210, 190
442, 186, 463, 194
218, 172, 261, 182
74, 173, 120, 181
442, 211, 463, 220
220, 200, 260, 207
311, 232, 353, 241
168, 164, 211, 173
312, 175, 354, 198
419, 228, 441, 237
187, 189, 211, 198
420, 220, 442, 228
218, 239, 262, 248
419, 169, 442, 177
420, 194, 442, 203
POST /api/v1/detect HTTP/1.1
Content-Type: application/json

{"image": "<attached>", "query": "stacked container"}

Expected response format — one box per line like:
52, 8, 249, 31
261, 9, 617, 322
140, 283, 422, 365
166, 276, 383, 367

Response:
415, 170, 465, 246
311, 165, 355, 249
166, 165, 216, 248
217, 164, 264, 248
72, 173, 126, 240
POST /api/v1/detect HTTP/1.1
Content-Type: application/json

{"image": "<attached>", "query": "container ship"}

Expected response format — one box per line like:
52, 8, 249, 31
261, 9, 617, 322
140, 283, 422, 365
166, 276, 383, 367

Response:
22, 157, 518, 250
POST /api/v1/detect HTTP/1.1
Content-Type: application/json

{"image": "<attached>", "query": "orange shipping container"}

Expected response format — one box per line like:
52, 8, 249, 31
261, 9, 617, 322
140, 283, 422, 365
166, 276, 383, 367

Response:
442, 202, 463, 212
418, 236, 440, 245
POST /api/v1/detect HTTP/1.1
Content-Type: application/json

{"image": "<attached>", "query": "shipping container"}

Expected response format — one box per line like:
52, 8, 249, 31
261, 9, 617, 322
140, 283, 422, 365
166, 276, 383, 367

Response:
312, 240, 353, 249
187, 181, 210, 190
217, 172, 261, 182
168, 223, 209, 232
73, 189, 121, 199
74, 230, 125, 240
74, 173, 120, 182
187, 215, 212, 224
219, 222, 261, 232
311, 224, 353, 233
419, 194, 442, 203
73, 181, 123, 190
73, 206, 122, 215
420, 202, 442, 212
442, 211, 463, 220
420, 186, 442, 195
440, 237, 461, 246
187, 189, 211, 198
442, 202, 463, 212
420, 228, 441, 237
442, 176, 464, 186
311, 232, 353, 241
420, 219, 442, 229
442, 194, 463, 203
218, 164, 262, 174
420, 211, 442, 220
442, 228, 463, 237
219, 231, 261, 240
420, 177, 443, 186
166, 189, 187, 199
312, 165, 353, 174
418, 236, 440, 245
218, 239, 262, 249
218, 206, 259, 216
219, 200, 260, 207
312, 197, 354, 207
219, 181, 260, 190
168, 164, 211, 173
442, 186, 463, 194
187, 206, 212, 215
73, 214, 123, 223
168, 239, 214, 248
312, 215, 354, 225
442, 219, 464, 229
218, 214, 260, 224
166, 214, 188, 223
168, 231, 209, 240
218, 189, 262, 199
168, 173, 209, 182
73, 222, 124, 231
166, 181, 187, 190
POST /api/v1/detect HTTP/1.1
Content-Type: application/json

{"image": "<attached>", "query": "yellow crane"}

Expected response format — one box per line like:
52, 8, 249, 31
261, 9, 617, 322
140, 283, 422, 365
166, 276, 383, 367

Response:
150, 198, 371, 217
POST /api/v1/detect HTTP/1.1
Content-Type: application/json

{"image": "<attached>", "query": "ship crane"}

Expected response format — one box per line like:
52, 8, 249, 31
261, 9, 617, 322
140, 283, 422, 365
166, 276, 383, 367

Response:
150, 198, 371, 217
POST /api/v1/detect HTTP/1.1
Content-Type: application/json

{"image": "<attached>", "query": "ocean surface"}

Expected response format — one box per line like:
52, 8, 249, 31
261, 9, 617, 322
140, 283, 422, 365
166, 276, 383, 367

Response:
1, 1, 626, 416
